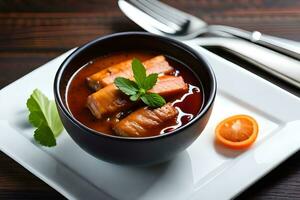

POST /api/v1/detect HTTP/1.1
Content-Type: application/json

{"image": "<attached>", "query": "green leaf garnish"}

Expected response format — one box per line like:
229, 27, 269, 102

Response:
130, 93, 141, 101
143, 73, 158, 90
132, 58, 146, 88
114, 58, 166, 108
34, 124, 57, 147
114, 77, 139, 95
141, 93, 166, 108
26, 89, 63, 147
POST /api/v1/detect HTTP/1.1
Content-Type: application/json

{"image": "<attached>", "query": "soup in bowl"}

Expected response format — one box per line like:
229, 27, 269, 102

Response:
54, 32, 216, 166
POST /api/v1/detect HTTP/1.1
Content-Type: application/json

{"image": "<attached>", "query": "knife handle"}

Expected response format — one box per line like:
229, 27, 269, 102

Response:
186, 37, 300, 88
255, 33, 300, 60
208, 25, 300, 60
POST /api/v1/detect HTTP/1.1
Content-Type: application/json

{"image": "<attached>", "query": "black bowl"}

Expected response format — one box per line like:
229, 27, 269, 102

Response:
54, 32, 216, 166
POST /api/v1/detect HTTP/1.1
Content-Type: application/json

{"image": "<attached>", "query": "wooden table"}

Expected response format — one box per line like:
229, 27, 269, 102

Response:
0, 0, 299, 199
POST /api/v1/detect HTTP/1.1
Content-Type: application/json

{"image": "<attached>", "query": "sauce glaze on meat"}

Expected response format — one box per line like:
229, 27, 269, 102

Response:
67, 51, 203, 137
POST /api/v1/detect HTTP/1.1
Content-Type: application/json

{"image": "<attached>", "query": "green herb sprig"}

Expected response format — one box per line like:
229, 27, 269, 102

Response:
26, 89, 63, 147
114, 58, 166, 108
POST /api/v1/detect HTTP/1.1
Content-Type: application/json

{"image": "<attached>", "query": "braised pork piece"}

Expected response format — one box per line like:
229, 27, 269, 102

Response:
67, 51, 203, 137
113, 103, 178, 137
86, 55, 173, 91
87, 75, 188, 119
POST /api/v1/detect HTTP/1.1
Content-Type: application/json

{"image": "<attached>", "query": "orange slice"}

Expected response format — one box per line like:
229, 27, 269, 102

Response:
215, 114, 259, 149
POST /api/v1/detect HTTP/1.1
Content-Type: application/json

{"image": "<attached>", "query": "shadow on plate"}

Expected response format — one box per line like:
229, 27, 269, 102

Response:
51, 135, 194, 200
213, 140, 245, 158
14, 109, 32, 129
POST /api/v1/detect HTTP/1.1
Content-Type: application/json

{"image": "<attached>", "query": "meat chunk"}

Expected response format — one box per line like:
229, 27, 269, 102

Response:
87, 76, 187, 119
113, 103, 178, 137
149, 75, 188, 96
87, 84, 133, 119
86, 59, 132, 91
86, 55, 173, 90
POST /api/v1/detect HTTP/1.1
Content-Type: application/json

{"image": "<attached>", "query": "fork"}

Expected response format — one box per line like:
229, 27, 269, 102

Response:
118, 0, 300, 60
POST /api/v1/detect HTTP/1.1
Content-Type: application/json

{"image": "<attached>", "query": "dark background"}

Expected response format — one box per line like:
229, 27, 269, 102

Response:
0, 0, 299, 199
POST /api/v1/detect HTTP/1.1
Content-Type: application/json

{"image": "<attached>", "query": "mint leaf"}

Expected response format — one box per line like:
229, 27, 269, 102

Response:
34, 124, 56, 147
143, 73, 158, 90
132, 58, 146, 88
141, 93, 166, 108
114, 77, 138, 96
26, 89, 64, 146
48, 101, 64, 137
27, 92, 47, 128
114, 58, 166, 108
130, 93, 141, 101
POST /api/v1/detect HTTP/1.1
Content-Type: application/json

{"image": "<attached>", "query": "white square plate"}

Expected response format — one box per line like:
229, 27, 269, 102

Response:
0, 45, 300, 200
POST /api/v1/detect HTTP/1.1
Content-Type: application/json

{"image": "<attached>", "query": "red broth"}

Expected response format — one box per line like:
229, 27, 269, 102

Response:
67, 51, 203, 137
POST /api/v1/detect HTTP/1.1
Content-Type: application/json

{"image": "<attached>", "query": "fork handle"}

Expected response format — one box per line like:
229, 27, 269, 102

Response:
208, 25, 300, 60
185, 37, 300, 88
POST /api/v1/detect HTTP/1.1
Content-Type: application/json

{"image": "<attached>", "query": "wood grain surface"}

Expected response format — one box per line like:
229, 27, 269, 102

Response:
0, 0, 299, 199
